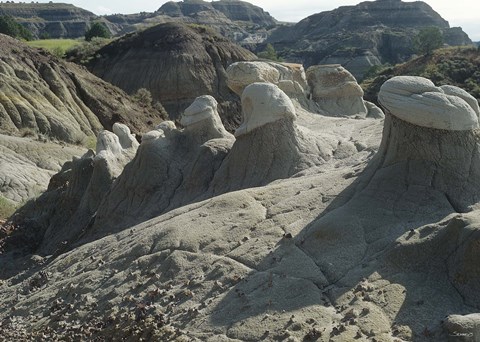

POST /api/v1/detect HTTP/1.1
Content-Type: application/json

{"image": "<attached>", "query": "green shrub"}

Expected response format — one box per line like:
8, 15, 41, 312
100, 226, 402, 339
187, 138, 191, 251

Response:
0, 196, 16, 220
85, 22, 111, 42
414, 26, 443, 56
0, 15, 33, 41
257, 43, 283, 62
133, 88, 153, 107
65, 37, 111, 64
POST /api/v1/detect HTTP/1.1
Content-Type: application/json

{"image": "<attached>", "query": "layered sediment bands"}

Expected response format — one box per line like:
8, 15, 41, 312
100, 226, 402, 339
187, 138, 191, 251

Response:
0, 34, 164, 143
87, 22, 256, 131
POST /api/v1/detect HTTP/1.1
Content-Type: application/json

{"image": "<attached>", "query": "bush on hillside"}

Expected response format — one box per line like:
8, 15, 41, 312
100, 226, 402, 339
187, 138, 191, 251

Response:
414, 26, 443, 56
85, 22, 111, 42
65, 37, 111, 64
0, 15, 33, 41
257, 43, 283, 62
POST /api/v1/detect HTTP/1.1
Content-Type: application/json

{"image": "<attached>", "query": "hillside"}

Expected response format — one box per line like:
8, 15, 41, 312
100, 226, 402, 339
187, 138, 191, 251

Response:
0, 33, 165, 207
268, 0, 472, 79
362, 46, 480, 104
87, 22, 256, 130
0, 2, 96, 38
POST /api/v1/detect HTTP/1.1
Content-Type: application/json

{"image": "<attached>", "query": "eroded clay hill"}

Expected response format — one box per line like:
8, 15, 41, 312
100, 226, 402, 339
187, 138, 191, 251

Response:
1, 65, 479, 341
87, 22, 256, 131
0, 33, 165, 143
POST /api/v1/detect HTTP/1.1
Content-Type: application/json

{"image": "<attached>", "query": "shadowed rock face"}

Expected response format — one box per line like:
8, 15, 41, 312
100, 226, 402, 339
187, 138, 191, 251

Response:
0, 34, 164, 143
157, 0, 276, 26
9, 124, 139, 255
87, 22, 256, 131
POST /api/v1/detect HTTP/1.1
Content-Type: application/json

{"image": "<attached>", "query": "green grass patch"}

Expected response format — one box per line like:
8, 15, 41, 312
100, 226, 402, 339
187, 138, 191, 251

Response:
26, 39, 82, 58
0, 196, 17, 220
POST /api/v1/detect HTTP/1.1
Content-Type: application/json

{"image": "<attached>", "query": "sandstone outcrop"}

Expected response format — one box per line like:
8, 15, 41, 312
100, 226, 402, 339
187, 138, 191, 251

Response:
0, 34, 164, 143
88, 22, 256, 131
0, 134, 85, 206
85, 97, 235, 241
226, 61, 308, 101
306, 64, 384, 118
211, 82, 349, 194
379, 76, 479, 130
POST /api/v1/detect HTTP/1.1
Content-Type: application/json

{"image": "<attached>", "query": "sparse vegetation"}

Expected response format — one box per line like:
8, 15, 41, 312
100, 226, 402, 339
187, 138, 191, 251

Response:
257, 43, 282, 62
0, 15, 33, 40
85, 22, 111, 42
361, 46, 480, 104
65, 37, 111, 64
26, 39, 80, 58
414, 26, 443, 56
133, 88, 153, 107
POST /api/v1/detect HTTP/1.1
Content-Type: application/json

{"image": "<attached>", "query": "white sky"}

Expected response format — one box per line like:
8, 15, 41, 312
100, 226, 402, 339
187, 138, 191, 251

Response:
33, 0, 480, 40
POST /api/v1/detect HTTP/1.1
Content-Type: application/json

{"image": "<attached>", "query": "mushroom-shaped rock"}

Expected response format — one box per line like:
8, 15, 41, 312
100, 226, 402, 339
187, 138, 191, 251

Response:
226, 61, 309, 100
112, 123, 139, 150
86, 96, 236, 240
235, 82, 296, 137
378, 76, 479, 130
226, 61, 280, 96
307, 64, 377, 118
210, 83, 336, 194
181, 95, 234, 143
301, 78, 480, 287
12, 124, 140, 255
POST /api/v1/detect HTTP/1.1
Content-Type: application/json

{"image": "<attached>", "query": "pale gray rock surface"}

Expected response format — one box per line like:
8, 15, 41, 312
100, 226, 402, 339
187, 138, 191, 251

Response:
9, 124, 139, 255
1, 78, 479, 342
88, 97, 235, 240
444, 313, 480, 342
0, 134, 85, 205
379, 76, 479, 130
306, 64, 383, 118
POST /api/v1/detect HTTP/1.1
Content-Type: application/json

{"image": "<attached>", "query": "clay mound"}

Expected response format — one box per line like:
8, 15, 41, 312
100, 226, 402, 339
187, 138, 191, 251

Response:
0, 34, 164, 143
87, 22, 256, 131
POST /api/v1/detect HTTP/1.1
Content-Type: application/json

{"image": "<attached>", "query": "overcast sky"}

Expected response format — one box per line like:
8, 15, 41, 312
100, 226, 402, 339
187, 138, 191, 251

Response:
34, 0, 480, 40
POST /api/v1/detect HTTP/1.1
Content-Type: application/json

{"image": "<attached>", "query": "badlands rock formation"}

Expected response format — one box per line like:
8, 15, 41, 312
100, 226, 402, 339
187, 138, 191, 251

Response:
226, 61, 383, 118
268, 0, 472, 79
1, 76, 479, 341
0, 33, 164, 143
226, 61, 308, 101
0, 2, 97, 39
307, 64, 384, 118
9, 124, 139, 255
88, 22, 256, 130
0, 134, 85, 206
